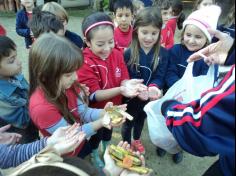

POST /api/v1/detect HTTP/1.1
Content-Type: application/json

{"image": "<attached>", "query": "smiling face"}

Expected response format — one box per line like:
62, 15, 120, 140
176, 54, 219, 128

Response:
183, 25, 208, 51
138, 25, 160, 52
115, 7, 133, 32
86, 26, 115, 60
198, 0, 214, 9
0, 50, 22, 78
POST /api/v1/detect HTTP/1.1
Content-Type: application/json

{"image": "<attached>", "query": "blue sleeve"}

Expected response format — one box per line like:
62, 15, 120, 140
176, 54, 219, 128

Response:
16, 11, 30, 38
225, 46, 235, 66
162, 66, 235, 157
65, 30, 84, 49
165, 48, 181, 88
0, 139, 47, 169
149, 48, 169, 89
46, 118, 96, 138
77, 98, 103, 123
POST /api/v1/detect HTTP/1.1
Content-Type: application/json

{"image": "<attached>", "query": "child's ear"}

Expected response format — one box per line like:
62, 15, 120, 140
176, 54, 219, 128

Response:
84, 38, 91, 48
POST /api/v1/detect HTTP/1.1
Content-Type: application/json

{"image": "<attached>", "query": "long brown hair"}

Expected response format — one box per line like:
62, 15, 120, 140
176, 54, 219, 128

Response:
129, 7, 162, 72
29, 33, 84, 124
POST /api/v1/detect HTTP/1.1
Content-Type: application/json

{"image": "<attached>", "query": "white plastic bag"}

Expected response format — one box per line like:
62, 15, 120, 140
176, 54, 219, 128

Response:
144, 63, 215, 154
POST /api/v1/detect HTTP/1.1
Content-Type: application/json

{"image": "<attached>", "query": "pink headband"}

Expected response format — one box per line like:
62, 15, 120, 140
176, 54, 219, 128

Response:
187, 18, 210, 29
84, 21, 114, 37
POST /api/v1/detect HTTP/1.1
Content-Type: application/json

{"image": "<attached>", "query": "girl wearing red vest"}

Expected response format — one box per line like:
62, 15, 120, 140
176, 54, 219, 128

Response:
77, 12, 146, 169
29, 33, 124, 158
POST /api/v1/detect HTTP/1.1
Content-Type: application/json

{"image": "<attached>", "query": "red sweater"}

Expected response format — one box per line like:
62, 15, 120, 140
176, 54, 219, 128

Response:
0, 25, 6, 36
29, 87, 81, 137
29, 86, 84, 155
167, 17, 177, 35
77, 48, 130, 108
114, 26, 133, 50
161, 24, 174, 49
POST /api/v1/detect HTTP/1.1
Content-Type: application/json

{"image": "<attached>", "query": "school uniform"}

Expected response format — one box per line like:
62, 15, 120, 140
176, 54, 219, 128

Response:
161, 24, 174, 49
166, 44, 209, 88
77, 47, 130, 149
65, 30, 84, 49
114, 26, 133, 50
0, 74, 38, 143
29, 85, 103, 156
16, 9, 33, 49
167, 17, 178, 35
122, 47, 169, 143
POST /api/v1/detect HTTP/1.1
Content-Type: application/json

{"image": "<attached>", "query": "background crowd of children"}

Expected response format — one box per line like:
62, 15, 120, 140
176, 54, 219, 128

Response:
0, 0, 235, 176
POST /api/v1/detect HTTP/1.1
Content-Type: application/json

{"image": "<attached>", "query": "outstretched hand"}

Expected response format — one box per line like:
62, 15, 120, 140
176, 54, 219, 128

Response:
104, 141, 131, 176
121, 79, 147, 98
187, 29, 234, 65
47, 123, 86, 155
0, 125, 22, 145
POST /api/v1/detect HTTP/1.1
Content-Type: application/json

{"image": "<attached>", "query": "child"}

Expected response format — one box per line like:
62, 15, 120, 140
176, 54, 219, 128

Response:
77, 12, 145, 168
16, 0, 35, 49
159, 0, 174, 49
193, 0, 216, 11
165, 5, 221, 88
167, 0, 185, 34
161, 6, 221, 163
132, 0, 145, 19
28, 33, 127, 159
122, 7, 169, 154
0, 24, 6, 36
42, 2, 84, 49
113, 0, 134, 50
28, 9, 65, 39
0, 36, 38, 143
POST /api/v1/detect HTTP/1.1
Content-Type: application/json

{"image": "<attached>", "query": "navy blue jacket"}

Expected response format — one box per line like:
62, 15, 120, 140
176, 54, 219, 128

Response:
124, 47, 169, 89
212, 24, 235, 43
162, 49, 235, 176
16, 9, 33, 49
166, 44, 209, 88
65, 30, 83, 49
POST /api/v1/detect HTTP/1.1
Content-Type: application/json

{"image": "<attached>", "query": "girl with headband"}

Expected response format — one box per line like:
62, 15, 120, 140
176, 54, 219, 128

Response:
77, 12, 146, 169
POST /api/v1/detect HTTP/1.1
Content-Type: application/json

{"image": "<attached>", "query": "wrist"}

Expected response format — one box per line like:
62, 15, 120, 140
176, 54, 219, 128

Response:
103, 168, 112, 176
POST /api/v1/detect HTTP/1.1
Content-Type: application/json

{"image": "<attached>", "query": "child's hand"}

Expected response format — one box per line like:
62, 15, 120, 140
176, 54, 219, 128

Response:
104, 141, 131, 176
120, 151, 151, 176
0, 125, 22, 145
47, 123, 86, 155
80, 84, 90, 97
148, 86, 162, 101
138, 90, 149, 101
103, 103, 129, 129
121, 79, 146, 98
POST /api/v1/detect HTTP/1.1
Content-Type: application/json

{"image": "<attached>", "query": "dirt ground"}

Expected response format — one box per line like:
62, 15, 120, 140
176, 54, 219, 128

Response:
0, 15, 218, 176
